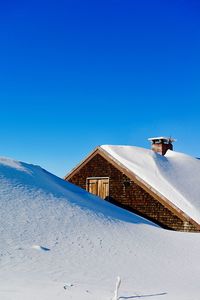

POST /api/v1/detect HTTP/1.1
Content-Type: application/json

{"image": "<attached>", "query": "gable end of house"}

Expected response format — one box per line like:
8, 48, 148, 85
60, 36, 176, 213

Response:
65, 147, 200, 232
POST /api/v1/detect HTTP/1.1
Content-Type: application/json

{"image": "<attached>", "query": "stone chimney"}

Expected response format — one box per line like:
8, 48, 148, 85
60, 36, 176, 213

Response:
148, 137, 176, 155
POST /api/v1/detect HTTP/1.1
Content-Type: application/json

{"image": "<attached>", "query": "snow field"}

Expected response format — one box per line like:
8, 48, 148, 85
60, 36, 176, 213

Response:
0, 157, 200, 299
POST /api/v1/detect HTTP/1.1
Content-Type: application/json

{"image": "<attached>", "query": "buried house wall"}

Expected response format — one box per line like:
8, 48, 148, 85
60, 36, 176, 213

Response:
67, 153, 198, 232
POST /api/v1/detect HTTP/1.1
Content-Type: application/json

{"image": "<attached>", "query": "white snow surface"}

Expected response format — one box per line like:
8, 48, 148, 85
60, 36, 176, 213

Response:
1, 157, 200, 300
101, 145, 200, 224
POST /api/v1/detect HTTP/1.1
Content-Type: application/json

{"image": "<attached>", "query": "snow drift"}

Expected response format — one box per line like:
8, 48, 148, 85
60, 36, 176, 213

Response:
0, 157, 200, 300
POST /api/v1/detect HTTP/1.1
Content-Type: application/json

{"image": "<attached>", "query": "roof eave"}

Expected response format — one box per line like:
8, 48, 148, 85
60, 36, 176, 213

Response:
64, 146, 102, 180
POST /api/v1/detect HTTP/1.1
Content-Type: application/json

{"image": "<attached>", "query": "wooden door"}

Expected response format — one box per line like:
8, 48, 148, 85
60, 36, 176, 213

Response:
87, 179, 98, 195
87, 178, 109, 199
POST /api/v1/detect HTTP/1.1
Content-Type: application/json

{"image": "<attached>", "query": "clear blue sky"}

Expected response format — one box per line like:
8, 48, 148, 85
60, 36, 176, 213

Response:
0, 0, 200, 177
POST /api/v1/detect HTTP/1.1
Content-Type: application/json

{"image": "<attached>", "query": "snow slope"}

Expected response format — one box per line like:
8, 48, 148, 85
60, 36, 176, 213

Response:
1, 157, 200, 300
101, 145, 200, 224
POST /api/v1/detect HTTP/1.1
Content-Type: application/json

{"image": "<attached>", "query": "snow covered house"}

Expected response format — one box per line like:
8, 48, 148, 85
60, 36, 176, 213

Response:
65, 138, 200, 232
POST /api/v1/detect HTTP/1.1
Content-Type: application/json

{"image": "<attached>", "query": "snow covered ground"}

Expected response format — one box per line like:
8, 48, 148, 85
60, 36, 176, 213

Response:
0, 157, 200, 300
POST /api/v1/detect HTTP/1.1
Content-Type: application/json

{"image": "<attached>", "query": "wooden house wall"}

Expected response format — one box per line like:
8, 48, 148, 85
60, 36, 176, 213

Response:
67, 153, 198, 232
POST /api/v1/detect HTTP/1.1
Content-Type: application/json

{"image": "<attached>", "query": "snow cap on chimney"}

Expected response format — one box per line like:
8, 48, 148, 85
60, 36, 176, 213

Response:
148, 136, 176, 155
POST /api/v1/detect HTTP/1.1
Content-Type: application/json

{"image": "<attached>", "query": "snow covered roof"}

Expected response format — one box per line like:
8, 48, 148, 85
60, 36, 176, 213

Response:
100, 145, 200, 225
